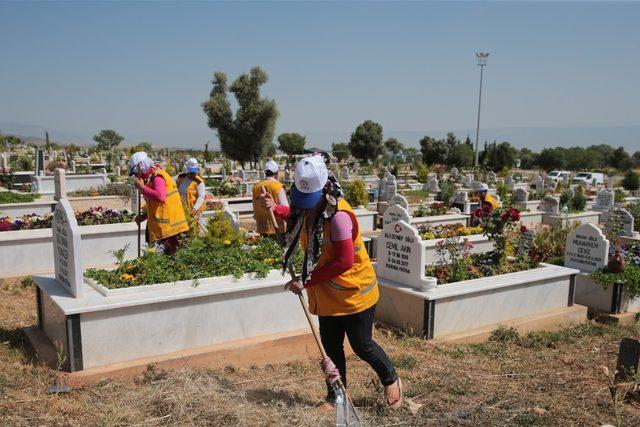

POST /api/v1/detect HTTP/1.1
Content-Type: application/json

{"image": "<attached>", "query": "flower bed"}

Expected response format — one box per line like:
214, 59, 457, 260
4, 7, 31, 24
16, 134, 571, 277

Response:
375, 216, 581, 340
205, 178, 242, 197
0, 191, 40, 203
412, 202, 449, 217
69, 183, 131, 198
0, 206, 134, 232
417, 223, 482, 240
85, 237, 285, 289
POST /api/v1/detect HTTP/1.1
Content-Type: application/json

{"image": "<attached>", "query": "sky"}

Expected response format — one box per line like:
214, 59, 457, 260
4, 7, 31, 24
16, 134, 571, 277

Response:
1, 1, 639, 152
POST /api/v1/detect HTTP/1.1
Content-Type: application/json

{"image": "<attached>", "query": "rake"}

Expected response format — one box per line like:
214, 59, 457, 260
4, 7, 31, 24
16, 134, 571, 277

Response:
261, 186, 360, 427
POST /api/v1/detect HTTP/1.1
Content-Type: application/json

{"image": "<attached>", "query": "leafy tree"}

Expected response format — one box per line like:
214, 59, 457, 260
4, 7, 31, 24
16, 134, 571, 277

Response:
348, 120, 384, 164
481, 141, 518, 172
331, 142, 350, 162
449, 143, 475, 168
384, 137, 404, 157
633, 151, 640, 167
277, 133, 306, 161
403, 147, 421, 164
611, 146, 633, 170
622, 170, 640, 191
464, 135, 472, 146
420, 136, 449, 166
93, 129, 124, 151
536, 147, 566, 171
518, 148, 537, 169
202, 67, 278, 168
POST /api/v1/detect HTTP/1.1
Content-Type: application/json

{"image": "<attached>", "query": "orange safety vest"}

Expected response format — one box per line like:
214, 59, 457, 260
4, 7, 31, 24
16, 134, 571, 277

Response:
301, 199, 379, 316
483, 194, 500, 209
145, 169, 190, 242
176, 173, 206, 214
252, 179, 285, 235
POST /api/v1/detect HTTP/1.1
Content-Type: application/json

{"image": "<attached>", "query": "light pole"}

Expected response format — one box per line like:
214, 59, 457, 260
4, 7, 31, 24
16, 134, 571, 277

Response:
474, 52, 489, 167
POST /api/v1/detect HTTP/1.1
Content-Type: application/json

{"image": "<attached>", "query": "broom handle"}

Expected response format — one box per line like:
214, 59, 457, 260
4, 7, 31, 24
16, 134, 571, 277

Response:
261, 186, 328, 360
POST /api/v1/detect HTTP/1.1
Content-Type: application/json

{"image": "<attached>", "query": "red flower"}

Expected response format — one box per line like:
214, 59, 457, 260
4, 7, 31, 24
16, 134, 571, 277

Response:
472, 208, 483, 218
520, 225, 528, 233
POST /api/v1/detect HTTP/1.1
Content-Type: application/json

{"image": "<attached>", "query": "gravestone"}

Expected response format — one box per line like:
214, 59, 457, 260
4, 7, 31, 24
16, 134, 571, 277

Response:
451, 191, 471, 214
450, 167, 459, 178
54, 168, 67, 201
564, 223, 610, 273
487, 171, 497, 185
99, 168, 107, 175
531, 175, 544, 192
504, 175, 514, 191
382, 204, 410, 227
378, 177, 387, 201
515, 188, 529, 203
52, 198, 83, 297
341, 165, 350, 180
221, 167, 227, 180
594, 189, 615, 212
115, 165, 121, 177
384, 173, 397, 201
390, 194, 409, 211
517, 229, 536, 256
538, 195, 560, 215
377, 220, 436, 291
35, 149, 45, 176
461, 175, 472, 188
0, 153, 7, 170
130, 177, 140, 214
470, 180, 482, 191
223, 206, 240, 231
563, 174, 569, 185
546, 180, 557, 192
605, 207, 635, 237
615, 338, 640, 382
425, 176, 440, 193
259, 170, 265, 180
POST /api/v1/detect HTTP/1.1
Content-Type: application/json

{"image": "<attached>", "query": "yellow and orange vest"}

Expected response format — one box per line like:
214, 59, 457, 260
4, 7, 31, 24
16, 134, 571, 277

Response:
252, 178, 285, 235
145, 169, 190, 242
301, 199, 379, 316
176, 173, 206, 214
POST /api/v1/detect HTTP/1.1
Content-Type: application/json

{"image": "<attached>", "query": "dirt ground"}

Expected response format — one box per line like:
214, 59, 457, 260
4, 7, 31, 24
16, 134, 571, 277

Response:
2, 281, 640, 426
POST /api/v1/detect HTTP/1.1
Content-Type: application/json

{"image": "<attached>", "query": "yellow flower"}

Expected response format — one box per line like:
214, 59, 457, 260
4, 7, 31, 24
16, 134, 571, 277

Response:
223, 239, 231, 245
119, 273, 134, 282
422, 232, 436, 240
147, 247, 156, 254
460, 228, 471, 236
263, 258, 275, 265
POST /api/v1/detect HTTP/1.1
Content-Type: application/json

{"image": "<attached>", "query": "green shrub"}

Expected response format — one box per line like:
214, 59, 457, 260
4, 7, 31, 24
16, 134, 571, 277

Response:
614, 189, 626, 203
570, 185, 587, 212
622, 170, 640, 191
343, 179, 369, 207
0, 191, 40, 204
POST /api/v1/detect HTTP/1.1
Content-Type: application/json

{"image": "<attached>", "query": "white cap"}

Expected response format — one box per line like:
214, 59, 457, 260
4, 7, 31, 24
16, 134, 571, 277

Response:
291, 155, 328, 209
264, 160, 279, 174
186, 158, 200, 173
478, 183, 489, 192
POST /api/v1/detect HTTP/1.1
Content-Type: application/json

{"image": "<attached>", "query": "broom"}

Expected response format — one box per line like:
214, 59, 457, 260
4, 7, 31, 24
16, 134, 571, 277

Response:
261, 186, 360, 426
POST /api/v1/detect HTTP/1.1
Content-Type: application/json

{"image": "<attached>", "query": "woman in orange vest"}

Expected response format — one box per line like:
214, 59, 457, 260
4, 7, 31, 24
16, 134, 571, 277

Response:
176, 158, 206, 226
262, 155, 402, 410
130, 151, 189, 255
252, 160, 289, 236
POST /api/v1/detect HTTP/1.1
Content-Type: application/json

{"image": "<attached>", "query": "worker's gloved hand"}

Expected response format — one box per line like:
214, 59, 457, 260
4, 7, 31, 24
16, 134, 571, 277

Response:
134, 214, 146, 225
320, 357, 341, 384
134, 177, 145, 191
260, 192, 275, 210
284, 277, 304, 295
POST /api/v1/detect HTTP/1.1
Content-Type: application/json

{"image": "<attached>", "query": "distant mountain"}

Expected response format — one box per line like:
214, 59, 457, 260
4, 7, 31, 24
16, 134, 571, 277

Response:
2, 120, 638, 153
0, 121, 89, 145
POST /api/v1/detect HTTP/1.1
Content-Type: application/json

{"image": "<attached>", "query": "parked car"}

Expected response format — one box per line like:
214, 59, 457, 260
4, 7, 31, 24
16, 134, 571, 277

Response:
572, 172, 604, 186
548, 171, 571, 182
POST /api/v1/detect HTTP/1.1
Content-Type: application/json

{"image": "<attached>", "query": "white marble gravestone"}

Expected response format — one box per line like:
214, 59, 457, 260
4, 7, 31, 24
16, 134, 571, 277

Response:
223, 206, 240, 231
539, 195, 560, 215
594, 189, 615, 212
515, 188, 529, 203
450, 167, 459, 178
564, 223, 610, 273
383, 204, 410, 227
384, 174, 397, 201
452, 191, 471, 214
54, 168, 67, 201
504, 175, 515, 191
378, 177, 387, 201
341, 165, 350, 180
487, 172, 497, 185
425, 176, 440, 193
52, 198, 83, 297
377, 220, 437, 290
517, 229, 536, 256
605, 207, 636, 237
390, 194, 409, 210
531, 175, 544, 192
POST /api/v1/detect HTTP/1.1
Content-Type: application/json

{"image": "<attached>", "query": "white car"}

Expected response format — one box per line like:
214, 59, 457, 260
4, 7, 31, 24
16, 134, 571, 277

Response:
548, 171, 571, 182
572, 172, 604, 186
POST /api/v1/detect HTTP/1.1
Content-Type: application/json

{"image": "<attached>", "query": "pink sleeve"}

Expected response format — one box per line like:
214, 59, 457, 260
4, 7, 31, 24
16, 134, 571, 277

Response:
330, 211, 353, 242
142, 176, 167, 202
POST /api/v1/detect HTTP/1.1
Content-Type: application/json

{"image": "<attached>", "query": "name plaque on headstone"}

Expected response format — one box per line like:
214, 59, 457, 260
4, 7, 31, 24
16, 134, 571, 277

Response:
383, 204, 410, 227
52, 199, 83, 297
377, 220, 436, 291
564, 223, 609, 273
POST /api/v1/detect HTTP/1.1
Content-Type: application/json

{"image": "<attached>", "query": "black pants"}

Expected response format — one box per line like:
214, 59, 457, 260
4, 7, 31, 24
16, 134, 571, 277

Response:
319, 304, 397, 401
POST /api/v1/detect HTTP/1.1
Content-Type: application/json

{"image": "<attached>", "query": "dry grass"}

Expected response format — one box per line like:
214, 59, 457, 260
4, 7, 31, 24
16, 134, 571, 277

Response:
2, 282, 640, 426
